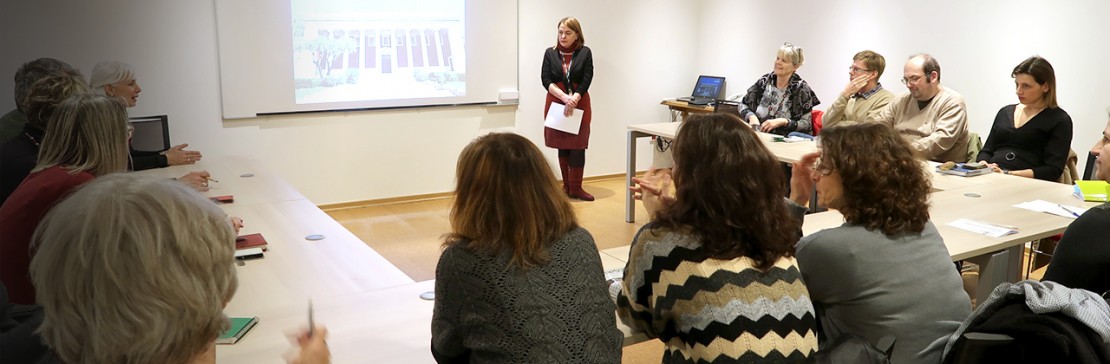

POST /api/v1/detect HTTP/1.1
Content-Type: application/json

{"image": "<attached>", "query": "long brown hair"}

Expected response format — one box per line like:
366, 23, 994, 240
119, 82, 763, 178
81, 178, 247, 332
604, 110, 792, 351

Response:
820, 123, 931, 235
1012, 56, 1058, 108
653, 113, 799, 271
445, 133, 578, 269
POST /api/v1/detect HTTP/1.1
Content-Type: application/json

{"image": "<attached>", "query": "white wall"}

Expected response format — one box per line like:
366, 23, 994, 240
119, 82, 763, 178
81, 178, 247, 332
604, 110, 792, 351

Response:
699, 0, 1110, 177
4, 1, 1107, 204
0, 0, 697, 205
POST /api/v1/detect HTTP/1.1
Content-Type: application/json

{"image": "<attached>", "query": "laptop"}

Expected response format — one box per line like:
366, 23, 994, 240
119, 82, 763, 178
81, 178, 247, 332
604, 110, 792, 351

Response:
677, 75, 725, 105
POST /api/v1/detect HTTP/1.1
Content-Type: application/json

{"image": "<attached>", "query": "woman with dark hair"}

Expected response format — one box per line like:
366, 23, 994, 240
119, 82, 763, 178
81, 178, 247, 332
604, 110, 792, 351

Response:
431, 133, 621, 363
793, 122, 971, 364
617, 113, 817, 362
977, 56, 1073, 181
541, 17, 596, 201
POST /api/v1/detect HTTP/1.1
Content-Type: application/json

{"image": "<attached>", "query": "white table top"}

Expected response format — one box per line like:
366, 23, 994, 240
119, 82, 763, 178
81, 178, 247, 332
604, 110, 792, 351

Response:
132, 155, 305, 206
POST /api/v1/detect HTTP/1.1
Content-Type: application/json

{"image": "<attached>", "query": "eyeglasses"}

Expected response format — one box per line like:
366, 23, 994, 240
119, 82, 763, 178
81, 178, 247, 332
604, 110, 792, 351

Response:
901, 74, 925, 85
849, 66, 872, 73
813, 157, 833, 176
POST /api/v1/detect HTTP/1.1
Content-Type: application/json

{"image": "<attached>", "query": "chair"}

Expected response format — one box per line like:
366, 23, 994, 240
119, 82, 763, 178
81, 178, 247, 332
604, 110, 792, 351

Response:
965, 132, 982, 163
128, 115, 171, 152
948, 332, 1018, 363
811, 109, 824, 135
1058, 149, 1079, 185
1083, 151, 1097, 180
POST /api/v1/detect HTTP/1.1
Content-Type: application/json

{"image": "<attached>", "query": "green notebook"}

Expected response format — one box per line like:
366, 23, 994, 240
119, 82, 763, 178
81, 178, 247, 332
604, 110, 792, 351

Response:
1075, 180, 1110, 202
217, 316, 259, 344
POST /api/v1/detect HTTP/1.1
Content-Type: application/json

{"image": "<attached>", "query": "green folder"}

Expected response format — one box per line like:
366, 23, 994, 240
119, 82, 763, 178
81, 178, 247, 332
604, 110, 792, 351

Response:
217, 316, 259, 344
1075, 180, 1110, 202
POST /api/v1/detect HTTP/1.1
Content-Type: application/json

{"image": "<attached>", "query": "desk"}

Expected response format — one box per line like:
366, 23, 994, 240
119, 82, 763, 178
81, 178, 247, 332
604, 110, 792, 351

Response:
220, 199, 413, 316
133, 155, 305, 206
218, 280, 436, 363
660, 99, 714, 120
625, 122, 817, 222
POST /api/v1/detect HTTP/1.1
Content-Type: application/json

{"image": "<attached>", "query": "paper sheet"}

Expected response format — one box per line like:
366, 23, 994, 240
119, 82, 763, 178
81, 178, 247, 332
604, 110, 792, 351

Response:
544, 103, 583, 134
1013, 200, 1087, 219
947, 218, 1018, 238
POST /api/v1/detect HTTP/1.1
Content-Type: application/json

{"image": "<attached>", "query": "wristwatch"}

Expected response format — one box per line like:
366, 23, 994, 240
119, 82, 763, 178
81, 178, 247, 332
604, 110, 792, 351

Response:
1003, 169, 1011, 175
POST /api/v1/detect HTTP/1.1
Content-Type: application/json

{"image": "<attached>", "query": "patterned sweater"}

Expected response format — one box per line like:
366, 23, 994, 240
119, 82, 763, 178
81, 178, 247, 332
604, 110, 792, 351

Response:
617, 223, 818, 363
431, 227, 622, 363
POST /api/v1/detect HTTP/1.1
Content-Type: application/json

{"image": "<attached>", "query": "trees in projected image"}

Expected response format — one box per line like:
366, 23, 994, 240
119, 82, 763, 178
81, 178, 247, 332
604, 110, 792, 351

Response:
291, 10, 466, 105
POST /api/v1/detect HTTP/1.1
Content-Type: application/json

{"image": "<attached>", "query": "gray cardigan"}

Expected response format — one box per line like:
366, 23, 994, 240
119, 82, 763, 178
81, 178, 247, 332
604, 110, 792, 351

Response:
430, 227, 622, 363
796, 221, 972, 364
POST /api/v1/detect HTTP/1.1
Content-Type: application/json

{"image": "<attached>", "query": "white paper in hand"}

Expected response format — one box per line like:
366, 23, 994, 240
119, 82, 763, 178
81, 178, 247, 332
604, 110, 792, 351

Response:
544, 103, 583, 135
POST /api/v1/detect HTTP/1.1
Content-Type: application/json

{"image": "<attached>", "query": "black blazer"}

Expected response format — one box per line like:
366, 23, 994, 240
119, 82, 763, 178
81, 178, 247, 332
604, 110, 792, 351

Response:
541, 46, 593, 96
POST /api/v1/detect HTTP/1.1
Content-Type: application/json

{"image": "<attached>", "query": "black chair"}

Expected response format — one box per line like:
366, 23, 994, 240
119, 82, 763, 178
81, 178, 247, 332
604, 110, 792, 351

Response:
1083, 151, 1097, 180
948, 332, 1018, 363
128, 115, 171, 152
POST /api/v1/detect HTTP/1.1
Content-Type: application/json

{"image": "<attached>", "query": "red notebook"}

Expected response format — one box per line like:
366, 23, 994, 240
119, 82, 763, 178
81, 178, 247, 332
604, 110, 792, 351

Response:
235, 233, 268, 251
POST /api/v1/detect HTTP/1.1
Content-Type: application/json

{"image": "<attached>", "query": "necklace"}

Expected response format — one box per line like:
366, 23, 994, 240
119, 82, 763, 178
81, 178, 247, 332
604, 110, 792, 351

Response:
23, 132, 40, 146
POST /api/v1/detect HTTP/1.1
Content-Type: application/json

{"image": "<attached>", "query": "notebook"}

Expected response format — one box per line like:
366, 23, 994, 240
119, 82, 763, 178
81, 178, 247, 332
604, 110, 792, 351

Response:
677, 75, 725, 105
235, 233, 269, 251
217, 316, 259, 344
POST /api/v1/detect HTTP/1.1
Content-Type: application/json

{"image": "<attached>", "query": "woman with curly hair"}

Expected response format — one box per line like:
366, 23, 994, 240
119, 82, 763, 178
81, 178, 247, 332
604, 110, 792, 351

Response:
617, 113, 817, 363
793, 122, 971, 364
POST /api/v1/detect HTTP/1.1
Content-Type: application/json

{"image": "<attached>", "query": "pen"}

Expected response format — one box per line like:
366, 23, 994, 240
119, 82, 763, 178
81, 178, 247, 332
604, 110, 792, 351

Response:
206, 177, 219, 183
308, 300, 315, 337
1057, 204, 1081, 218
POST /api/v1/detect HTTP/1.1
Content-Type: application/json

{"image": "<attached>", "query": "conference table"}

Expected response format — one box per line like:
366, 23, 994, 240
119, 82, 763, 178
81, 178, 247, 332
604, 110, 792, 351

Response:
623, 121, 1098, 302
135, 157, 422, 362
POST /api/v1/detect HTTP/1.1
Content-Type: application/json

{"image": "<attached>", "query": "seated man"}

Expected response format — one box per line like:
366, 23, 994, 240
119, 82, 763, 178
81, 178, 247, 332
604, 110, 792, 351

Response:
823, 50, 894, 128
870, 54, 970, 163
1042, 110, 1110, 295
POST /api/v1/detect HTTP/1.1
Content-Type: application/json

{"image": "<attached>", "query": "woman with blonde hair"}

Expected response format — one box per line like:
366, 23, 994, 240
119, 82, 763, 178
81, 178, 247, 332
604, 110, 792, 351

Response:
794, 122, 971, 364
0, 94, 130, 304
431, 132, 621, 363
28, 173, 330, 364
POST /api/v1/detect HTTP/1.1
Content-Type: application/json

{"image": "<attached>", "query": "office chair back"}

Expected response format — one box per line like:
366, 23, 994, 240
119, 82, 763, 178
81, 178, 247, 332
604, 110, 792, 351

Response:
129, 115, 171, 152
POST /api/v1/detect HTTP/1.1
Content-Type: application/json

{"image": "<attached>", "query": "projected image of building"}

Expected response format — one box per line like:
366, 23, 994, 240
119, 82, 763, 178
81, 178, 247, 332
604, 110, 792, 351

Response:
293, 14, 465, 104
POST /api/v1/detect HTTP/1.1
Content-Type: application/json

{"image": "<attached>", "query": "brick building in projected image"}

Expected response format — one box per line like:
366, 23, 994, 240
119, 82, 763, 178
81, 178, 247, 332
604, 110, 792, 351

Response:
297, 15, 464, 77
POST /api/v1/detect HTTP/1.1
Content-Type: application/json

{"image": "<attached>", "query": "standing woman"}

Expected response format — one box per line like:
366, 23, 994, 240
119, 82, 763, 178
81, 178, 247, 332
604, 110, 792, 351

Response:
431, 133, 621, 363
541, 17, 595, 201
977, 56, 1073, 181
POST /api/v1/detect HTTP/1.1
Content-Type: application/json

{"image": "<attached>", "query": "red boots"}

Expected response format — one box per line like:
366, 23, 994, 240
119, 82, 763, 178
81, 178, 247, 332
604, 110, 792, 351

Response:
558, 157, 594, 201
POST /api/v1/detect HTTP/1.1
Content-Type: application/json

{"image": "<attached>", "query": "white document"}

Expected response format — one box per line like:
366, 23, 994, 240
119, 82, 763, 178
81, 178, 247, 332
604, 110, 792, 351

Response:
947, 218, 1018, 238
1013, 200, 1087, 219
544, 103, 583, 135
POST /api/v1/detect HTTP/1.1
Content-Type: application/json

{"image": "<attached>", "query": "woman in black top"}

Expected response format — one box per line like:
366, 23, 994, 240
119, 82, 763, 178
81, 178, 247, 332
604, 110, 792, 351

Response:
977, 56, 1072, 181
541, 17, 595, 201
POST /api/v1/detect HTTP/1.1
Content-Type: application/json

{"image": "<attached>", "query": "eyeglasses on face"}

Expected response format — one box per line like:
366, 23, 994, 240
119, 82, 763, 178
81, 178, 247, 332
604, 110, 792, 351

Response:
901, 74, 926, 85
813, 157, 833, 176
849, 66, 872, 73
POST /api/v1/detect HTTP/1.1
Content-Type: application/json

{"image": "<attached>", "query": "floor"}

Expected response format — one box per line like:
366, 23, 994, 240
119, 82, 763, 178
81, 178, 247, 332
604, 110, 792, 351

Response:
324, 175, 1050, 363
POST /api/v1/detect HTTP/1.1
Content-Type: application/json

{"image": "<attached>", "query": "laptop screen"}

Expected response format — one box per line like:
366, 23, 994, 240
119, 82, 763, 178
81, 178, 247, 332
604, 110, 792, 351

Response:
691, 75, 725, 99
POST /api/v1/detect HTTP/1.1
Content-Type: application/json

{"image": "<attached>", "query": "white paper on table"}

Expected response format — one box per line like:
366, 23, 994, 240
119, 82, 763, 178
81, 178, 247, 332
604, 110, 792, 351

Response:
947, 218, 1018, 238
783, 136, 810, 143
1013, 199, 1088, 219
543, 103, 583, 135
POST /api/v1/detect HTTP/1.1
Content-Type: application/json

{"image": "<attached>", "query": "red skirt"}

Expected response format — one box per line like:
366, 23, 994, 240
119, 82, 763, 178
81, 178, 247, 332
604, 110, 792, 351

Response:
544, 84, 591, 149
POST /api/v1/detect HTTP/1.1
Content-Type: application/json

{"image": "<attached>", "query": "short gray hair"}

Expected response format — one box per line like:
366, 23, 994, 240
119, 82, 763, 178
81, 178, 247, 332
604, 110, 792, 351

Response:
34, 94, 129, 176
30, 173, 239, 364
89, 61, 135, 96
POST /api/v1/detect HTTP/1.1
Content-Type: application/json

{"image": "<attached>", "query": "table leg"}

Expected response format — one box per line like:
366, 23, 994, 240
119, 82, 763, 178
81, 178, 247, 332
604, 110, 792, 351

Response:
968, 245, 1024, 303
626, 130, 640, 223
